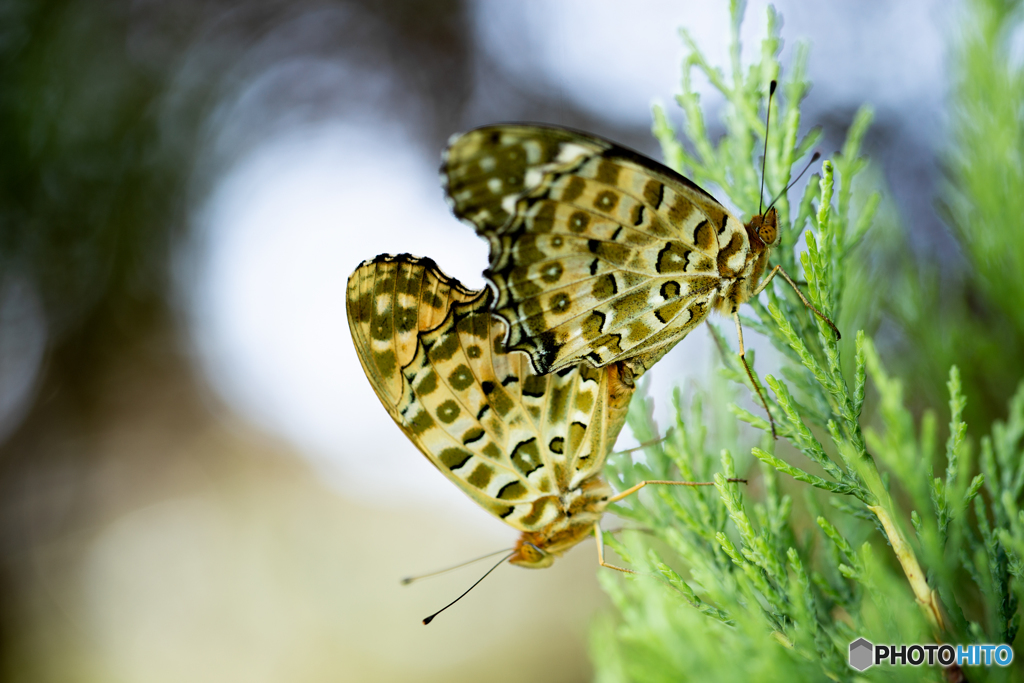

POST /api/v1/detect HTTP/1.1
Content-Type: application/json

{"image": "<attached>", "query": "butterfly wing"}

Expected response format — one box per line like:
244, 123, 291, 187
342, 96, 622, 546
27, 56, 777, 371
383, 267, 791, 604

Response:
347, 253, 479, 408
347, 254, 634, 533
442, 124, 754, 376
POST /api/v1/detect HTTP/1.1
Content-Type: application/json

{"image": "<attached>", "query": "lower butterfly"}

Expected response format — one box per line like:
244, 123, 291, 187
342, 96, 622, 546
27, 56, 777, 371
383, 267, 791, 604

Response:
348, 252, 633, 570
347, 254, 741, 621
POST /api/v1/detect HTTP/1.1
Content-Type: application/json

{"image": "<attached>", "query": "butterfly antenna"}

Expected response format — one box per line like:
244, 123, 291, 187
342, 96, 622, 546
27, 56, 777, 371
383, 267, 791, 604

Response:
401, 547, 515, 585
422, 550, 515, 625
758, 80, 777, 216
766, 151, 822, 212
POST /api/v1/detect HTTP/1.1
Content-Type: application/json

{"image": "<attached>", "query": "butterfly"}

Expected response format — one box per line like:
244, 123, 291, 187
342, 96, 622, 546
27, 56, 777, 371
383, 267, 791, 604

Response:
441, 121, 837, 435
347, 253, 637, 570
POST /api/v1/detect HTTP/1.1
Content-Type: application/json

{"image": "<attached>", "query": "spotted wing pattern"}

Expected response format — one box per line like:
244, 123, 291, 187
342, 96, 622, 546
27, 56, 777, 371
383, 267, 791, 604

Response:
442, 124, 768, 376
347, 253, 479, 408
347, 254, 634, 546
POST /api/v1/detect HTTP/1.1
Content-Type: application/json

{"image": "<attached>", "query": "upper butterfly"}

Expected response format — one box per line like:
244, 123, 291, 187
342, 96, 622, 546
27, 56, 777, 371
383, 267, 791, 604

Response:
347, 253, 634, 568
441, 124, 780, 378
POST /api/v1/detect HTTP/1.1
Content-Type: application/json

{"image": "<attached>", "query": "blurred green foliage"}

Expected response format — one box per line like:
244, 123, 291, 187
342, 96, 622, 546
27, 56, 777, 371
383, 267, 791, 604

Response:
0, 0, 206, 384
593, 1, 1024, 680
873, 0, 1024, 431
0, 2, 209, 676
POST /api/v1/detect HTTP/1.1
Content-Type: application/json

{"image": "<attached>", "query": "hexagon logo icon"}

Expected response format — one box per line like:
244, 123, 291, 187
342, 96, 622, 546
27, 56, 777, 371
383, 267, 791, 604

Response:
849, 638, 874, 671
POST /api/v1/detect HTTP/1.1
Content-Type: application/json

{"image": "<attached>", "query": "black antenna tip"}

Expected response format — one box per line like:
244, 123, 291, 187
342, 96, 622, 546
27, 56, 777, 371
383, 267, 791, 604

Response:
400, 577, 413, 585
414, 549, 515, 626
769, 80, 777, 94
811, 151, 821, 161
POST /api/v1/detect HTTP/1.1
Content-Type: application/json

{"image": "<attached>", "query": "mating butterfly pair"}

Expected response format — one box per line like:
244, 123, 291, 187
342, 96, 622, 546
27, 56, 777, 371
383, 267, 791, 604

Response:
347, 121, 816, 584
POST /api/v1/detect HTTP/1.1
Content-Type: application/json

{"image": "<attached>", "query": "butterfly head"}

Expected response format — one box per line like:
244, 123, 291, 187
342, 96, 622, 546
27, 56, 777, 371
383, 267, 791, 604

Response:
509, 481, 611, 569
747, 207, 779, 250
509, 541, 555, 569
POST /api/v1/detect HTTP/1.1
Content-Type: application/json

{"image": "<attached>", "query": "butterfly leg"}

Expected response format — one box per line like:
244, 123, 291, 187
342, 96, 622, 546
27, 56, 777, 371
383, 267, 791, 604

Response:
751, 264, 780, 296
606, 479, 716, 504
752, 265, 841, 340
594, 522, 638, 574
596, 477, 748, 573
733, 310, 778, 439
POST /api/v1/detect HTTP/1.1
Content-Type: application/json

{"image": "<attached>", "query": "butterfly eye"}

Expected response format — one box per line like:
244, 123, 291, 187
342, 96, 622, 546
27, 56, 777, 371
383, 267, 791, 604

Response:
511, 543, 553, 568
758, 208, 779, 245
525, 544, 552, 564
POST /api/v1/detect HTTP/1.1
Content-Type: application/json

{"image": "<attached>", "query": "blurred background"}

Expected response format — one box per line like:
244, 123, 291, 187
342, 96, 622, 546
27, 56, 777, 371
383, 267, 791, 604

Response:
2, 0, 1018, 681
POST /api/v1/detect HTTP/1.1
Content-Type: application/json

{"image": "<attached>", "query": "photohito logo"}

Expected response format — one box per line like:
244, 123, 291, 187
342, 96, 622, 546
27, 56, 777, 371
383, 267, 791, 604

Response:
848, 639, 1014, 671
